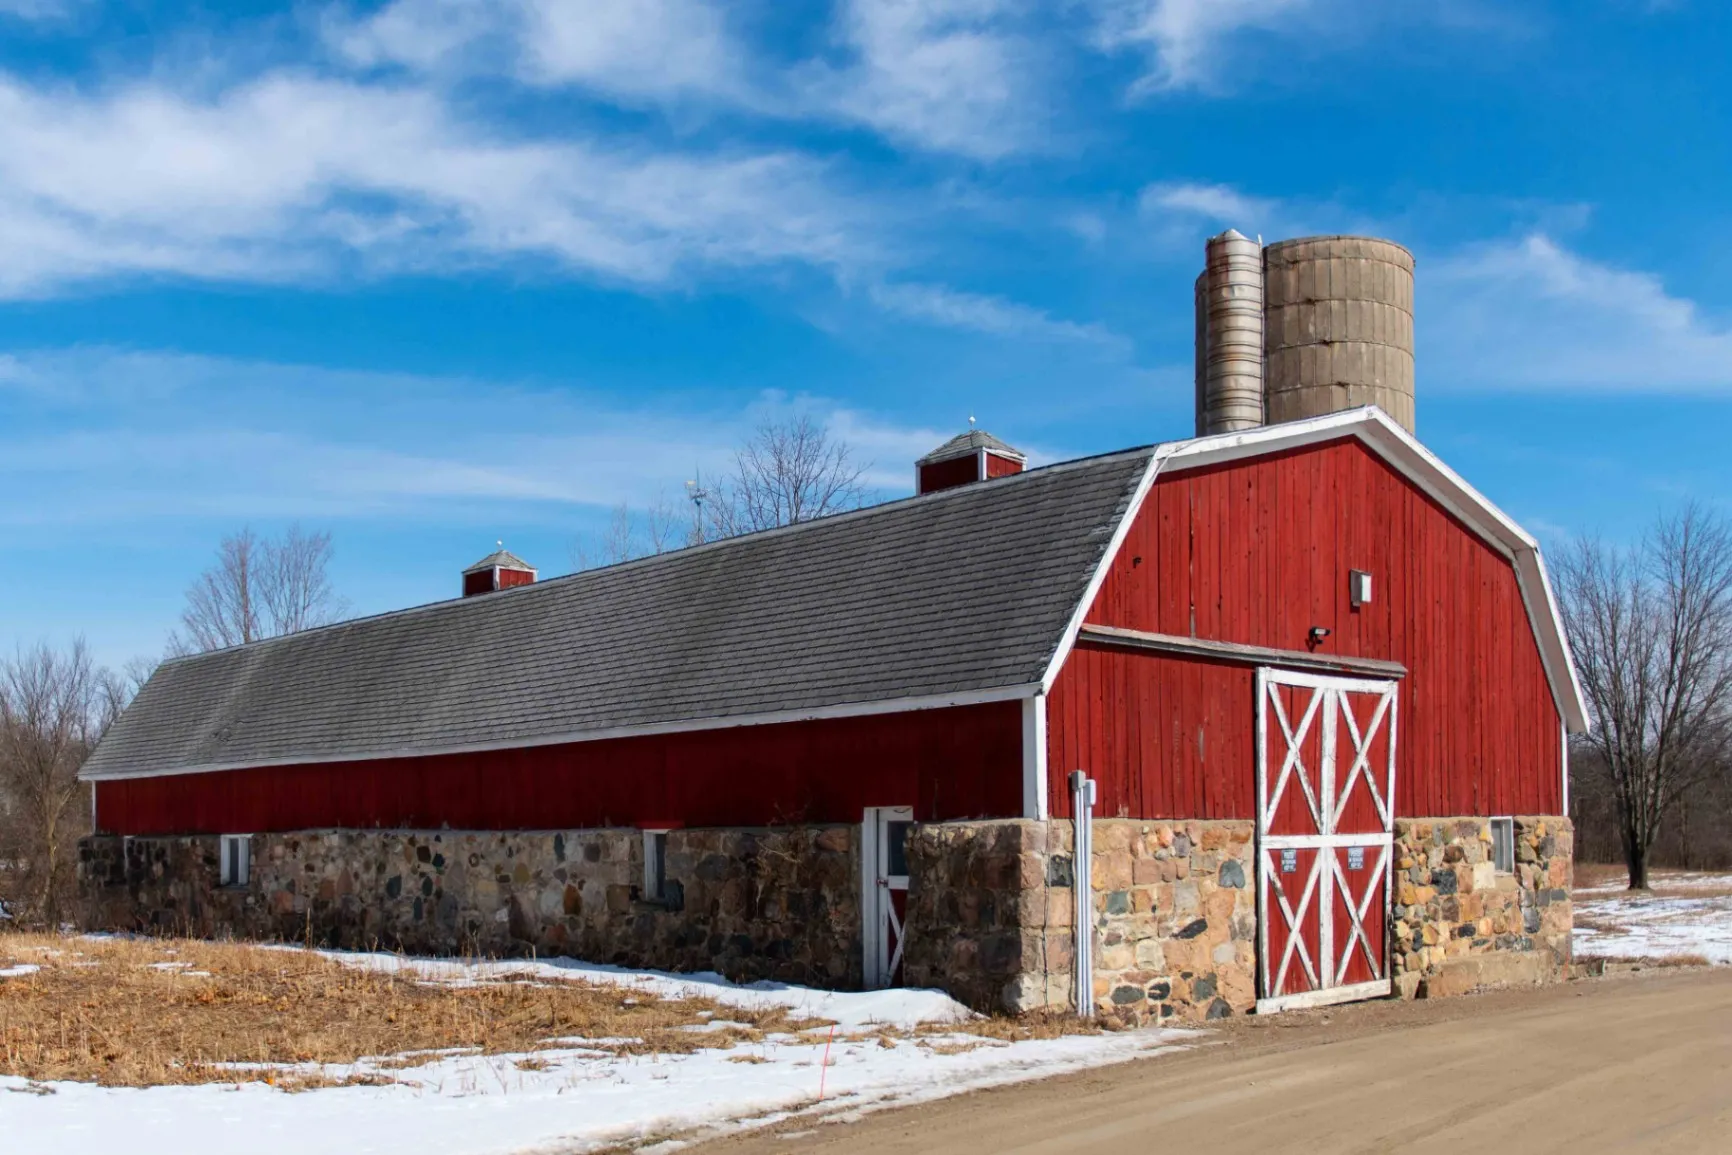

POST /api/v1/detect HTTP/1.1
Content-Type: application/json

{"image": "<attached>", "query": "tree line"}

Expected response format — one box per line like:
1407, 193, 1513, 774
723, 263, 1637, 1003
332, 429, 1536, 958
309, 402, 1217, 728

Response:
0, 417, 866, 925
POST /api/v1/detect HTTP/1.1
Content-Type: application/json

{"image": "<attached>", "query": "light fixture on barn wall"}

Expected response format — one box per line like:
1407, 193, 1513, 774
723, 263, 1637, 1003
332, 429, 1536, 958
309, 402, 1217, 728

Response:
1349, 569, 1373, 608
1308, 626, 1331, 649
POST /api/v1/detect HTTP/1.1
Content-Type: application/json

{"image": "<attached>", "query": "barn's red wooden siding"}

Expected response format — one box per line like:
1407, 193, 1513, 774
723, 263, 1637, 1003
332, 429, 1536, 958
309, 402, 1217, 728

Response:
918, 455, 980, 494
1047, 437, 1562, 821
985, 452, 1023, 479
96, 700, 1024, 836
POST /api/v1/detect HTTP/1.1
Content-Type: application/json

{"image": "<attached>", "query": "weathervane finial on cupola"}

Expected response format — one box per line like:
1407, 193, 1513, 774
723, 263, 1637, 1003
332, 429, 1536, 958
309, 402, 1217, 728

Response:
914, 422, 1027, 496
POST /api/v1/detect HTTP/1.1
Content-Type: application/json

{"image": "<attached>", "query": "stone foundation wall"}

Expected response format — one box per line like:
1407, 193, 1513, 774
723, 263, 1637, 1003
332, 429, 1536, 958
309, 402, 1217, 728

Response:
901, 819, 1070, 1014
79, 813, 1572, 1018
80, 825, 861, 988
1089, 820, 1258, 1023
1391, 816, 1572, 998
901, 818, 1256, 1024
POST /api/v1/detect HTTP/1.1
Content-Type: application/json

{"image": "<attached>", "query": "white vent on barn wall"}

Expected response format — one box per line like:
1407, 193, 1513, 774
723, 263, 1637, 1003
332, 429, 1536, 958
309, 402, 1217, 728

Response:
1350, 570, 1373, 608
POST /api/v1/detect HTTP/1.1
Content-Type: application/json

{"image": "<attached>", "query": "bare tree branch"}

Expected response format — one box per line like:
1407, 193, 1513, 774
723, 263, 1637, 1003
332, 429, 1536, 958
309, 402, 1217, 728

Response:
1558, 503, 1732, 889
571, 418, 870, 571
174, 525, 348, 653
706, 416, 868, 539
0, 640, 129, 925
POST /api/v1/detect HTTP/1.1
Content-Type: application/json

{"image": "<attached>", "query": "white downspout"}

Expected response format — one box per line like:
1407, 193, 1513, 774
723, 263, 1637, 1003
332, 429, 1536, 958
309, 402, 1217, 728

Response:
1070, 769, 1096, 1017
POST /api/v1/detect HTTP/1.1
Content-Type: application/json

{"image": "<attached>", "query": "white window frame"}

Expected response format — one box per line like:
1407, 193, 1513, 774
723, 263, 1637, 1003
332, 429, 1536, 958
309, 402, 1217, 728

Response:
641, 829, 670, 903
1489, 817, 1515, 874
219, 834, 251, 889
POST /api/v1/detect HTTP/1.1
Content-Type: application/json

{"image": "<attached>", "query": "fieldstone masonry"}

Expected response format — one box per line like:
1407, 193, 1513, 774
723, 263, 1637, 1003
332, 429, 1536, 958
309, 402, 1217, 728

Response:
81, 825, 861, 988
901, 818, 1257, 1023
1390, 816, 1572, 998
80, 813, 1571, 1022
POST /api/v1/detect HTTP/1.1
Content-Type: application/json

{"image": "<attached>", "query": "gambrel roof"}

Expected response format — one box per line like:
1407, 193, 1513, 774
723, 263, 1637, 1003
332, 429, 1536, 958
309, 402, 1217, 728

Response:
83, 407, 1586, 783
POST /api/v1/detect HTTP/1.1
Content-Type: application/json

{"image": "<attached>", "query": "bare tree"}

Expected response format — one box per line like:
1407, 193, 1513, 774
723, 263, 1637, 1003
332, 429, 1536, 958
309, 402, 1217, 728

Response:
175, 525, 347, 653
706, 416, 868, 539
0, 640, 127, 925
572, 417, 870, 570
571, 495, 684, 571
1556, 504, 1732, 889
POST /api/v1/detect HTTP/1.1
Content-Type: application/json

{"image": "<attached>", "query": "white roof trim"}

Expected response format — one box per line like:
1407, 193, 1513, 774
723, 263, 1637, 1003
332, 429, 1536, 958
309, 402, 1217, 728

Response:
1042, 407, 1588, 733
80, 682, 1040, 783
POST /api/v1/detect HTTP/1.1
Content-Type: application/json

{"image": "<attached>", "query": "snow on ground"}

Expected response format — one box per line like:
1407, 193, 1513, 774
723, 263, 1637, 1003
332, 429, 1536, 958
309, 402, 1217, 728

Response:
1573, 870, 1732, 966
1573, 870, 1732, 896
3, 949, 1198, 1155
303, 948, 983, 1032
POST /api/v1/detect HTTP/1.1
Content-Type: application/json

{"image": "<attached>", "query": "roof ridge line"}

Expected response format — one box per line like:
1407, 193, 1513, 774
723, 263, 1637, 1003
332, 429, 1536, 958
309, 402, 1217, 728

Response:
156, 443, 1162, 669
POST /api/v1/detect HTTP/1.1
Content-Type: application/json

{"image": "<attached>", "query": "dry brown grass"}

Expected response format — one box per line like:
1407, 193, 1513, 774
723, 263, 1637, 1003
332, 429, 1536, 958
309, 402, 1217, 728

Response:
0, 932, 1107, 1091
1573, 862, 1630, 890
1585, 952, 1712, 970
0, 932, 818, 1088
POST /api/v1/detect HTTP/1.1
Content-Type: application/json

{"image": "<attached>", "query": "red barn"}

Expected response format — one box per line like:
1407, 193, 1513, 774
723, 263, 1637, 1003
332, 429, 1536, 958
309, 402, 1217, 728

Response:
80, 406, 1585, 1021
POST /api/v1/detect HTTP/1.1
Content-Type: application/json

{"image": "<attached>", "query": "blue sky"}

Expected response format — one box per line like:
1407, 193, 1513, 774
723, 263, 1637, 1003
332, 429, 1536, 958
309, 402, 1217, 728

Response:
2, 0, 1730, 669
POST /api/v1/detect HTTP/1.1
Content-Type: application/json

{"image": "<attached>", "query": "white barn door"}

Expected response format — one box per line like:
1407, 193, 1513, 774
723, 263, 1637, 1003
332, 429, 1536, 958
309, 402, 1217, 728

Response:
1256, 669, 1398, 1014
861, 806, 912, 989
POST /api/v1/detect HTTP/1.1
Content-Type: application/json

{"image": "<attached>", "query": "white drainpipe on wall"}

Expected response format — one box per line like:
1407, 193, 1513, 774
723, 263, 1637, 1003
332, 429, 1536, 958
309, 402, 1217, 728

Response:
1069, 769, 1097, 1017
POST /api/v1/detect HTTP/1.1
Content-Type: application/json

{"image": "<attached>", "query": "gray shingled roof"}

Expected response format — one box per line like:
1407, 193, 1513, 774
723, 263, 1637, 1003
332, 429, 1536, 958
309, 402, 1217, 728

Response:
83, 448, 1154, 780
917, 429, 1026, 465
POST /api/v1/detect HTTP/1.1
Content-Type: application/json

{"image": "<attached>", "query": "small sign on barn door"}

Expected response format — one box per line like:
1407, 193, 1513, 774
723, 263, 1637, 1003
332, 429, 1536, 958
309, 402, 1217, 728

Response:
861, 806, 913, 989
1255, 668, 1398, 1014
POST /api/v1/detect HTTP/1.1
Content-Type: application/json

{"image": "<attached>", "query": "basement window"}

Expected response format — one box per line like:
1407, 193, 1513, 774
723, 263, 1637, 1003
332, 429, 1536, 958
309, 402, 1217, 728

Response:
1490, 818, 1515, 874
642, 830, 669, 903
219, 834, 251, 889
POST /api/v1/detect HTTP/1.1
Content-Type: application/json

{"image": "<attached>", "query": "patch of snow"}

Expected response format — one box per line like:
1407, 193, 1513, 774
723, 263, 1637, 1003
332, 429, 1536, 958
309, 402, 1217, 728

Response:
291, 947, 981, 1031
1574, 891, 1732, 965
1574, 870, 1732, 895
0, 963, 40, 979
3, 944, 1200, 1152
2, 1013, 1196, 1155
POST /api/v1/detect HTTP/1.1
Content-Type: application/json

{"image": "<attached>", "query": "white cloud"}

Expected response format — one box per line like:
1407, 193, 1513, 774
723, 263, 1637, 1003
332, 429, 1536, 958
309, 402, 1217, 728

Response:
1139, 181, 1282, 229
332, 0, 749, 104
868, 280, 1128, 348
330, 0, 1045, 158
1092, 0, 1314, 94
801, 0, 1047, 159
0, 71, 875, 297
0, 348, 957, 525
1427, 233, 1732, 392
0, 0, 78, 21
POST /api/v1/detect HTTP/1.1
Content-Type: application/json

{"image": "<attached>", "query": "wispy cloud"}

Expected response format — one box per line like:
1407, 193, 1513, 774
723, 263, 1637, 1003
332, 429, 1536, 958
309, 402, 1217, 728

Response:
1139, 180, 1287, 232
800, 0, 1048, 159
1428, 233, 1732, 393
331, 0, 1047, 158
868, 280, 1129, 349
0, 347, 955, 525
0, 0, 79, 21
1091, 0, 1315, 94
330, 0, 752, 105
0, 70, 877, 297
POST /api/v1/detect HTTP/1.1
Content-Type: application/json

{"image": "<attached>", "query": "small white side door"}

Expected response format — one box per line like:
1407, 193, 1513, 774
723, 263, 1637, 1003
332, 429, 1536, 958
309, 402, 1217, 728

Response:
861, 806, 913, 989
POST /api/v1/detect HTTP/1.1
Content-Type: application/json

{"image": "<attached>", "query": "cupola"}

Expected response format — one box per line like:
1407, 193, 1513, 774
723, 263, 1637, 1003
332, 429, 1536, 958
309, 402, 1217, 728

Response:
915, 426, 1027, 495
462, 545, 536, 597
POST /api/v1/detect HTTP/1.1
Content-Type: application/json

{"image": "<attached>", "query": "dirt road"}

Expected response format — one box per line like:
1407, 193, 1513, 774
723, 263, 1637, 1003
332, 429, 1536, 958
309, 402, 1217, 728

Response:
692, 969, 1732, 1154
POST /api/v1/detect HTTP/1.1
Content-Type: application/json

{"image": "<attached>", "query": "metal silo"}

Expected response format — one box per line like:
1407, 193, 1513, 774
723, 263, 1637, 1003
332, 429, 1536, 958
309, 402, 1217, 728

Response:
1195, 229, 1266, 435
1262, 235, 1415, 433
